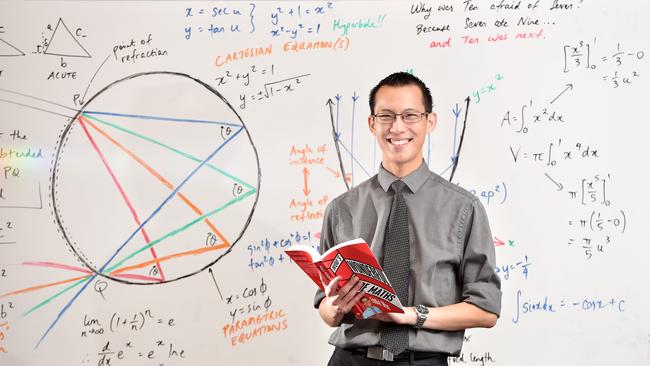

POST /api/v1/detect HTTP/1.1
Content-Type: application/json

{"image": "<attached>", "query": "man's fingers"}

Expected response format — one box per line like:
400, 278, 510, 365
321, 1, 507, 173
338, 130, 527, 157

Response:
324, 275, 342, 297
338, 275, 360, 295
340, 278, 364, 304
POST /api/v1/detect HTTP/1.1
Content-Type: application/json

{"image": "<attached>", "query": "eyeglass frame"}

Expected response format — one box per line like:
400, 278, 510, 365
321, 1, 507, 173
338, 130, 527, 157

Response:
371, 111, 430, 125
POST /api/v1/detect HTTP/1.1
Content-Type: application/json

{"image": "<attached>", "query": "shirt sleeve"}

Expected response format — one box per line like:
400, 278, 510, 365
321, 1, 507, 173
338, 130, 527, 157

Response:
459, 198, 502, 316
313, 200, 337, 308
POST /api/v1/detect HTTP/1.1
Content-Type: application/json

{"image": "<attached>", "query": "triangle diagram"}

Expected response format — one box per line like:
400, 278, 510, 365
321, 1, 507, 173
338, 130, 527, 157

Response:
44, 18, 91, 58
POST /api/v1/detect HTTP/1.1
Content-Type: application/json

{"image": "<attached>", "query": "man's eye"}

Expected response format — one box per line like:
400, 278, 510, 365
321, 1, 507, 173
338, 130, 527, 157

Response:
403, 113, 420, 121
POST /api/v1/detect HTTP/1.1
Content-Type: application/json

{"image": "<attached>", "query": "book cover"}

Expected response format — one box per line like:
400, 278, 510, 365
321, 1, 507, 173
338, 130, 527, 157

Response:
285, 238, 404, 319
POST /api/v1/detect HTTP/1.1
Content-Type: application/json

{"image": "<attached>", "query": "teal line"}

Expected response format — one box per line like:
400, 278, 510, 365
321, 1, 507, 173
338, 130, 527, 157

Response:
82, 113, 255, 190
20, 187, 256, 318
105, 187, 257, 273
20, 277, 90, 318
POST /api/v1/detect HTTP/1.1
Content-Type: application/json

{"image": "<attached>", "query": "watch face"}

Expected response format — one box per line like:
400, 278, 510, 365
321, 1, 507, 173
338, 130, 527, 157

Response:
416, 305, 429, 315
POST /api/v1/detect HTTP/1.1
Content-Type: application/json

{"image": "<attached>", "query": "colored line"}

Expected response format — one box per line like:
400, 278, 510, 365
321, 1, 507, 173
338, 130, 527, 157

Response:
22, 261, 91, 274
0, 274, 90, 299
82, 116, 230, 248
83, 113, 254, 190
83, 110, 242, 128
111, 243, 228, 276
77, 116, 165, 281
337, 140, 372, 178
452, 109, 460, 161
102, 125, 245, 273
36, 126, 246, 346
22, 277, 90, 318
113, 273, 163, 282
106, 187, 255, 273
19, 261, 160, 283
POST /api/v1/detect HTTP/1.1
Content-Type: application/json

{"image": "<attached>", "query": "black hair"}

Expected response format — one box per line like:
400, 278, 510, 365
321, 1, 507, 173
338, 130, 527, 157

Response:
368, 72, 433, 114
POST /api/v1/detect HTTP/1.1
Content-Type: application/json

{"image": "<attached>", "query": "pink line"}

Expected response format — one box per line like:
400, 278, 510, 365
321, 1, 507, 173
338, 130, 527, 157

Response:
22, 261, 92, 274
113, 273, 163, 282
77, 117, 161, 280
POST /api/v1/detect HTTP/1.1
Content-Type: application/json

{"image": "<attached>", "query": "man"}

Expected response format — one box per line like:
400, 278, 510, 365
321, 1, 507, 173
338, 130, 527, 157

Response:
315, 72, 502, 365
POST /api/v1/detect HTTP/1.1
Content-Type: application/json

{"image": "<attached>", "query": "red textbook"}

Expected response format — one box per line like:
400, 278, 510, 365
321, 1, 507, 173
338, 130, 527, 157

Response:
285, 238, 404, 319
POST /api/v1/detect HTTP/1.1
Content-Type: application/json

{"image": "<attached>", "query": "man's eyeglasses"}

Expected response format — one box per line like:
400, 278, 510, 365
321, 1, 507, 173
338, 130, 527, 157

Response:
372, 112, 428, 124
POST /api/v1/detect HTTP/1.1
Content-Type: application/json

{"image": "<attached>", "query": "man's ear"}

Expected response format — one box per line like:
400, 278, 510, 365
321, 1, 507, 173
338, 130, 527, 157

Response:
368, 115, 376, 134
426, 112, 437, 133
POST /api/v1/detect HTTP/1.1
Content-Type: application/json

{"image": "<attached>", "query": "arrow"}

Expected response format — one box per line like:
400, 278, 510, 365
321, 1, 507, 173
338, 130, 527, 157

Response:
350, 92, 359, 187
493, 237, 505, 247
335, 93, 342, 135
326, 99, 341, 140
302, 167, 311, 196
550, 83, 573, 104
208, 268, 223, 301
452, 103, 462, 119
327, 98, 350, 190
326, 166, 341, 178
544, 172, 563, 191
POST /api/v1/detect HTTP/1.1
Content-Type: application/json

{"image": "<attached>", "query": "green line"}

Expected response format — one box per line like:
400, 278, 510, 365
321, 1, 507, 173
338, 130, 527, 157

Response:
82, 113, 255, 190
21, 277, 90, 318
18, 188, 255, 318
105, 187, 256, 273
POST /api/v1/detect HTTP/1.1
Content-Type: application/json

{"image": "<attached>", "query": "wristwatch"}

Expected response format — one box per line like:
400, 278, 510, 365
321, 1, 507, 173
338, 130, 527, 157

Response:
414, 304, 429, 329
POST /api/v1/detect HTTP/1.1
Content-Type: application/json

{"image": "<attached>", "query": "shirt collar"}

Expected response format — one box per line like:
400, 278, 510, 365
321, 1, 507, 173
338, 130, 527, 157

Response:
378, 160, 430, 193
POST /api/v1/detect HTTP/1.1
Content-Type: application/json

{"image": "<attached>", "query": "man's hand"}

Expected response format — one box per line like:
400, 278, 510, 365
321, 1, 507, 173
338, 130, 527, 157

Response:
318, 274, 365, 327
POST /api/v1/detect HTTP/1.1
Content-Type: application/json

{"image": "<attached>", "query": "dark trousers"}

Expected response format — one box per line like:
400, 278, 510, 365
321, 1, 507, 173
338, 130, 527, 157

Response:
327, 347, 449, 366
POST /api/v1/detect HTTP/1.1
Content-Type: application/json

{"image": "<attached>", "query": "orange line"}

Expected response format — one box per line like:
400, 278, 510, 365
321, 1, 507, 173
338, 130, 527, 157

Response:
78, 115, 166, 282
82, 117, 231, 248
0, 274, 90, 299
110, 243, 229, 276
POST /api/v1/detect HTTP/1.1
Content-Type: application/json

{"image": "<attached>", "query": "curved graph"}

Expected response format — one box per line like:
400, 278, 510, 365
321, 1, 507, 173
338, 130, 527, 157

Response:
51, 71, 260, 285
326, 93, 469, 189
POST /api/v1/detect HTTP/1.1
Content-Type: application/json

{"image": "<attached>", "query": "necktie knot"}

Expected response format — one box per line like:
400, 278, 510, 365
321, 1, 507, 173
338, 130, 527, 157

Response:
391, 180, 406, 194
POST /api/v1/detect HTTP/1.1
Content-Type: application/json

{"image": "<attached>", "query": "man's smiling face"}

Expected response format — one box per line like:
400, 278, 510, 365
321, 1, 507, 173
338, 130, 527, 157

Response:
368, 84, 437, 177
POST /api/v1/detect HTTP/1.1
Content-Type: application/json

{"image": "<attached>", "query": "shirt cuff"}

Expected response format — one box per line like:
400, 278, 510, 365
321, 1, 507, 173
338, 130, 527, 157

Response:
314, 289, 325, 309
462, 282, 502, 316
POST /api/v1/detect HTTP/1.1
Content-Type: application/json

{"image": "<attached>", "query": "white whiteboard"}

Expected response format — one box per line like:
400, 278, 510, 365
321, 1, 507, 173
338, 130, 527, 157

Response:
0, 1, 648, 365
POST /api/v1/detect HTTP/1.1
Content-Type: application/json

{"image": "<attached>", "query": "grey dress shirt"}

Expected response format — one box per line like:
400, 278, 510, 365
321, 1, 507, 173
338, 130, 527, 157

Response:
314, 161, 502, 356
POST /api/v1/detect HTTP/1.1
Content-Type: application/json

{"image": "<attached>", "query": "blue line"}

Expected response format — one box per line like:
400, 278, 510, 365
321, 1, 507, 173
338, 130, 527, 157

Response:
452, 108, 460, 160
338, 140, 372, 178
335, 97, 340, 134
84, 110, 243, 128
36, 126, 245, 346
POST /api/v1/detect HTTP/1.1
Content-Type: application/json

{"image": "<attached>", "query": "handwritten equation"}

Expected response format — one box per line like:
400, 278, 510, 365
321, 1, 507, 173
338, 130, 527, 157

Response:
563, 40, 646, 88
248, 231, 314, 272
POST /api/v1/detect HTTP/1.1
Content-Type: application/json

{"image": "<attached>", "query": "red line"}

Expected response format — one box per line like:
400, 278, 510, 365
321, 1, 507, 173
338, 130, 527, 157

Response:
22, 261, 91, 274
113, 273, 163, 282
77, 116, 166, 281
81, 116, 230, 248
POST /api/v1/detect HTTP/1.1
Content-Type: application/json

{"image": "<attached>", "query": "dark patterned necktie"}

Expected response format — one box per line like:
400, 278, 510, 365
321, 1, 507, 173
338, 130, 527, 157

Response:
379, 180, 410, 355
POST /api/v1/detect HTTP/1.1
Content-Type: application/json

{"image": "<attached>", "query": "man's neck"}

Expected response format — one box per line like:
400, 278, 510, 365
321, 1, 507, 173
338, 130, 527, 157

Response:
382, 160, 422, 178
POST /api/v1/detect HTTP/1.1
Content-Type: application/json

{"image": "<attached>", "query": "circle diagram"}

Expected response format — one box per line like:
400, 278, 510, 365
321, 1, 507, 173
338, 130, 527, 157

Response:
51, 71, 260, 285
